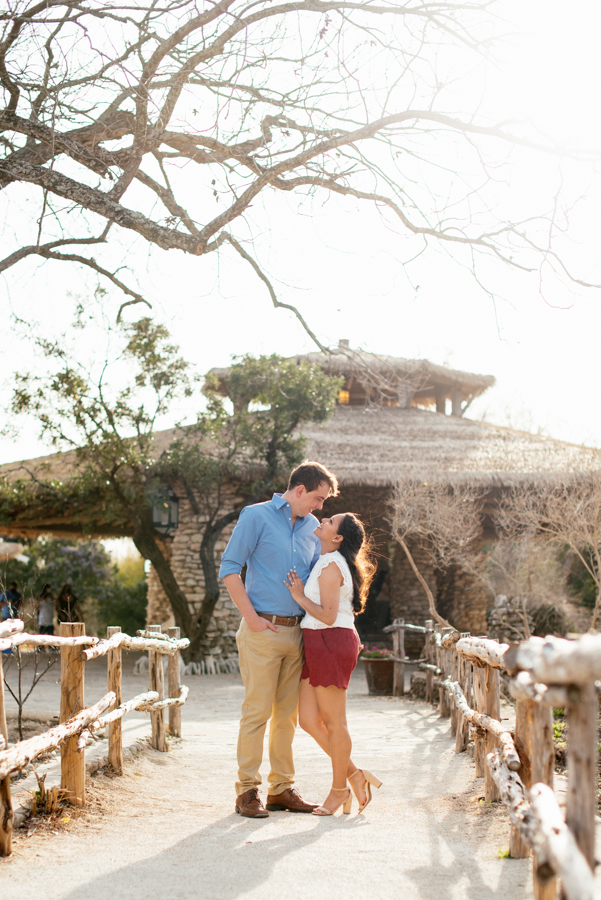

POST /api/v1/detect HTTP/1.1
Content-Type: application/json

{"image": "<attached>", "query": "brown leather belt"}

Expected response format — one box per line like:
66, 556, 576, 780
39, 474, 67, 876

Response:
258, 612, 304, 627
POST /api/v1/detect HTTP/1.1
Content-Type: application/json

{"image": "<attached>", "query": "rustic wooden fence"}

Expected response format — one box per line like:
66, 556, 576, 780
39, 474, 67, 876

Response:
0, 619, 190, 857
384, 618, 599, 900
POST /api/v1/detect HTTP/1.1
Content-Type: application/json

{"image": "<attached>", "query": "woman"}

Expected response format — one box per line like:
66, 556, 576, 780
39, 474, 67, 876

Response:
56, 583, 82, 624
37, 583, 56, 636
285, 512, 382, 816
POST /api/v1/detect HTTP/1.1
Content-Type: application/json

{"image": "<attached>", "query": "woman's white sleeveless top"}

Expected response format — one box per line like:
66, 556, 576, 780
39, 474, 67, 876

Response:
300, 550, 356, 630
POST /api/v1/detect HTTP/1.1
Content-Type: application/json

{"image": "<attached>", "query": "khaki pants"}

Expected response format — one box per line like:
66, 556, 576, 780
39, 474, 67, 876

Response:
235, 618, 304, 797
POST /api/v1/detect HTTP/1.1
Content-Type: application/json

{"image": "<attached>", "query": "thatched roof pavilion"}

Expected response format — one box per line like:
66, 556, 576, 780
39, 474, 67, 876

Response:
208, 340, 496, 415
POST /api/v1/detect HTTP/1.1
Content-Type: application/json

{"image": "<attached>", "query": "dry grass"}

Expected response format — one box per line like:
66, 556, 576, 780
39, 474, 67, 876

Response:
5, 736, 183, 863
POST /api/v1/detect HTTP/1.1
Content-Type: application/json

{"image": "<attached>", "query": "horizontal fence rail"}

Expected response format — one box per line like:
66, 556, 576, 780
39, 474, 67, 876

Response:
404, 621, 599, 900
0, 620, 190, 857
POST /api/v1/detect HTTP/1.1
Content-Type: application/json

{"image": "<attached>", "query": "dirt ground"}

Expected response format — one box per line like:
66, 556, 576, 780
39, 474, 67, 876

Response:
1, 655, 545, 900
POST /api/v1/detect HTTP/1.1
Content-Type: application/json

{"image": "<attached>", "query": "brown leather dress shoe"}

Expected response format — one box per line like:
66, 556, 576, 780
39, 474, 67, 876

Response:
236, 788, 269, 818
266, 787, 319, 813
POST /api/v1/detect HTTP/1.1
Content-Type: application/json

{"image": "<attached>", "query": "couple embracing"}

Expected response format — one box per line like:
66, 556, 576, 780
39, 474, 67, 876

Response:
220, 461, 382, 818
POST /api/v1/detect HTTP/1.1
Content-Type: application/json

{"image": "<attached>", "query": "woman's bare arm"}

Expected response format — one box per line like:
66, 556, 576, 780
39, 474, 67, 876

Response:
284, 563, 342, 626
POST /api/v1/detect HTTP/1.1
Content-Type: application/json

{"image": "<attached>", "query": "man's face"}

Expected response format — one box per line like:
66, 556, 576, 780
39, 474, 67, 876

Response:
292, 481, 331, 517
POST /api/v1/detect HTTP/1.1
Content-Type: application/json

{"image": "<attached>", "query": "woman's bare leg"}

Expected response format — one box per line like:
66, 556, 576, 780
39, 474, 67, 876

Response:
310, 684, 353, 812
298, 678, 367, 805
299, 679, 367, 802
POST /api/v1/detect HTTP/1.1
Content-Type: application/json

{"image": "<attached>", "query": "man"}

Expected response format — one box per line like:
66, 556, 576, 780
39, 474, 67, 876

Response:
0, 587, 17, 621
6, 582, 22, 615
220, 460, 339, 818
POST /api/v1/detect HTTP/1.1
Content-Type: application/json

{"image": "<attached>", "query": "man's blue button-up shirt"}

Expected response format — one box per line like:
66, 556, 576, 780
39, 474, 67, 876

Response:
219, 493, 321, 616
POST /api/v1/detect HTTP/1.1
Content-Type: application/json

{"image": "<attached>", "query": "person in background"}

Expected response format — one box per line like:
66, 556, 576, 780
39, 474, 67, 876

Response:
56, 583, 82, 624
1, 586, 17, 654
37, 583, 56, 637
6, 582, 22, 615
0, 589, 15, 621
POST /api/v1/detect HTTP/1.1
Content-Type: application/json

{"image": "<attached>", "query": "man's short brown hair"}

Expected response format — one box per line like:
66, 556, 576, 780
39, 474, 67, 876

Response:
288, 460, 339, 497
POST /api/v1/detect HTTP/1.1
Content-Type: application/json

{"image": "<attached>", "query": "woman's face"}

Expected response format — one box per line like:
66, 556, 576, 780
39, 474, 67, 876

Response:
314, 513, 345, 545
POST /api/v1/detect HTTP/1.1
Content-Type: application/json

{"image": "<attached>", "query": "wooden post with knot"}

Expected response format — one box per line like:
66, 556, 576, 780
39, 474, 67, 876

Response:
483, 664, 500, 803
392, 619, 405, 697
455, 634, 471, 753
471, 665, 487, 778
107, 626, 123, 774
167, 626, 182, 737
565, 683, 597, 890
60, 622, 86, 806
0, 652, 13, 856
424, 620, 434, 704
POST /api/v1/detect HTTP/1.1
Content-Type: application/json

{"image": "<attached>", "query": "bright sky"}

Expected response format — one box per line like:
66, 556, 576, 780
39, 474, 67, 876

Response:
1, 0, 600, 464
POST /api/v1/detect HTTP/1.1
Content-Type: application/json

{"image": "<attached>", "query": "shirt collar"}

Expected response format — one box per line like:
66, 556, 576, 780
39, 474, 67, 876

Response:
271, 492, 309, 521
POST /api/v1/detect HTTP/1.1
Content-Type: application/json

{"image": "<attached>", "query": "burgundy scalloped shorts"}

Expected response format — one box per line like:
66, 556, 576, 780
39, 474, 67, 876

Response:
301, 627, 361, 689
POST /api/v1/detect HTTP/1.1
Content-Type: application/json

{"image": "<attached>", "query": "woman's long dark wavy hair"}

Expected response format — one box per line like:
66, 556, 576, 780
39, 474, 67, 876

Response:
336, 513, 376, 615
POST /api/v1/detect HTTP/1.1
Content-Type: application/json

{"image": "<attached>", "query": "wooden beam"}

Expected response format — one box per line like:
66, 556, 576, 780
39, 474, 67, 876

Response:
0, 693, 114, 780
504, 633, 601, 683
456, 636, 509, 670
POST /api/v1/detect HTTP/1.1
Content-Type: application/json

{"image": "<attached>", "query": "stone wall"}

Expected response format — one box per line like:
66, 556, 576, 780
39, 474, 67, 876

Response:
387, 538, 489, 651
436, 563, 489, 636
388, 540, 438, 655
146, 483, 242, 658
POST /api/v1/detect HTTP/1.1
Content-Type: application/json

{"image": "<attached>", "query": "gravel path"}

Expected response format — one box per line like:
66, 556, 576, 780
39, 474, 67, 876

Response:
0, 657, 542, 898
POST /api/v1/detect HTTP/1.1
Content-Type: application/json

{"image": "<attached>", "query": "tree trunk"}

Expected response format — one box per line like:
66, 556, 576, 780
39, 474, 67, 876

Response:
132, 518, 197, 661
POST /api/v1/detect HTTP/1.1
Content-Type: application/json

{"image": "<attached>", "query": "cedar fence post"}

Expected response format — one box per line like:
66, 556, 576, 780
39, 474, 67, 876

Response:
0, 653, 13, 856
438, 646, 450, 718
516, 698, 556, 899
565, 682, 597, 874
424, 621, 434, 705
60, 622, 86, 807
450, 649, 458, 736
455, 636, 471, 753
483, 665, 500, 802
148, 625, 167, 751
167, 626, 182, 737
107, 626, 123, 774
509, 698, 532, 860
471, 665, 486, 778
392, 619, 405, 697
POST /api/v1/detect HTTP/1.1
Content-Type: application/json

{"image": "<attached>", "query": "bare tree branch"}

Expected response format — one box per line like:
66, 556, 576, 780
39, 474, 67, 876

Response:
0, 0, 597, 335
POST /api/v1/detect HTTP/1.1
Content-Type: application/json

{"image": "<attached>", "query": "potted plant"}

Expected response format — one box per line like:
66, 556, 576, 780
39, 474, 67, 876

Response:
360, 646, 395, 695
